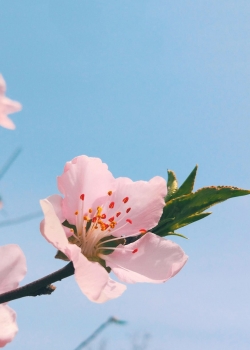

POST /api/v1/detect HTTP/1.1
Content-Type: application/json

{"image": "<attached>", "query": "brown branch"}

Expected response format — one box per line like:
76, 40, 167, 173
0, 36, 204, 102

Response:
0, 262, 74, 304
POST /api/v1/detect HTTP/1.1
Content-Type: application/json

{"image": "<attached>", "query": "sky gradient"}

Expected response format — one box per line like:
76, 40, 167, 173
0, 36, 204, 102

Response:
1, 1, 250, 349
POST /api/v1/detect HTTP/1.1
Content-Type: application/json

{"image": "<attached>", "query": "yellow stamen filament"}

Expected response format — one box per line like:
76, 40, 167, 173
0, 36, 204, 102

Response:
97, 206, 102, 216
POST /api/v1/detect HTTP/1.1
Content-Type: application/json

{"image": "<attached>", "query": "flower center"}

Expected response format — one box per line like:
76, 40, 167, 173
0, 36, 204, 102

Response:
66, 191, 145, 260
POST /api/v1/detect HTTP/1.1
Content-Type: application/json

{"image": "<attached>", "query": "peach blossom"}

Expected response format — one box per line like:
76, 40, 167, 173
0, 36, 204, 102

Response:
0, 75, 22, 130
0, 245, 27, 347
40, 156, 188, 303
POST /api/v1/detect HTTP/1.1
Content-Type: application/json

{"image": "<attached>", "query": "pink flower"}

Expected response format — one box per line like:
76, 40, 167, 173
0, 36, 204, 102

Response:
0, 245, 27, 347
40, 156, 188, 303
0, 75, 22, 130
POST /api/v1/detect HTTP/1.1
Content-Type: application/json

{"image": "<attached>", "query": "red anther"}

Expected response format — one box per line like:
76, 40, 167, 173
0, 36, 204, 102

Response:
139, 229, 147, 234
101, 214, 106, 219
108, 216, 115, 222
109, 202, 115, 209
92, 217, 97, 222
123, 197, 129, 203
108, 191, 112, 196
132, 248, 138, 254
126, 208, 131, 213
126, 219, 132, 224
116, 212, 121, 217
80, 194, 85, 200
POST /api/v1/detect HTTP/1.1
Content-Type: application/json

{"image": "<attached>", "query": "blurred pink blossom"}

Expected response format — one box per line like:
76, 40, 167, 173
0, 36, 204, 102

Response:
40, 155, 188, 303
0, 75, 22, 130
0, 245, 27, 347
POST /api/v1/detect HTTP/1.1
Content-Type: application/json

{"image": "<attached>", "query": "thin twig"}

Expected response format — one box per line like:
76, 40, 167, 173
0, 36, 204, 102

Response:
0, 211, 42, 227
0, 262, 74, 304
0, 147, 22, 180
73, 317, 127, 350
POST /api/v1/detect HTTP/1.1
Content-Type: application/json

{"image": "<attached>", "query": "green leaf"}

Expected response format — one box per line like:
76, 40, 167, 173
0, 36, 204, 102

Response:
171, 212, 212, 230
165, 170, 178, 200
164, 232, 189, 239
150, 217, 175, 233
88, 256, 111, 273
62, 220, 76, 233
98, 235, 126, 255
55, 250, 70, 261
153, 186, 250, 237
172, 165, 198, 199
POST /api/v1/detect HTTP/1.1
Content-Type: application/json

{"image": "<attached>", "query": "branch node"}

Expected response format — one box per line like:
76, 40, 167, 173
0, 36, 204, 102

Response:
29, 284, 56, 297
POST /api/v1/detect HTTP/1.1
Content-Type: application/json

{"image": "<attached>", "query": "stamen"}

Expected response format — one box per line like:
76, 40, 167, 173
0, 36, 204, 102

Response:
101, 223, 109, 231
101, 214, 106, 219
83, 216, 89, 221
109, 221, 116, 228
69, 232, 80, 242
132, 248, 138, 254
75, 211, 78, 215
126, 219, 132, 224
108, 216, 115, 222
139, 229, 147, 234
116, 212, 121, 217
88, 208, 92, 213
123, 197, 129, 203
126, 208, 131, 213
92, 217, 97, 222
108, 191, 112, 196
97, 206, 102, 216
80, 194, 85, 200
109, 202, 115, 209
110, 222, 141, 235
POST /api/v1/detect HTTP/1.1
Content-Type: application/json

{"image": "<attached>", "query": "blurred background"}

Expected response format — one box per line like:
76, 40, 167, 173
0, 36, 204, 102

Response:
0, 1, 250, 349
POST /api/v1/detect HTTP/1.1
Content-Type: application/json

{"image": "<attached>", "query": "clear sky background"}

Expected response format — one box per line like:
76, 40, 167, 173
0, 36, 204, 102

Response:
0, 1, 250, 349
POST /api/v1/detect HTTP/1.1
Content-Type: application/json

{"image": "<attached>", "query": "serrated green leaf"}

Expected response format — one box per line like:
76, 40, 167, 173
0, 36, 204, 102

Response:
165, 170, 178, 200
150, 217, 175, 233
153, 186, 250, 236
170, 212, 211, 231
171, 165, 198, 199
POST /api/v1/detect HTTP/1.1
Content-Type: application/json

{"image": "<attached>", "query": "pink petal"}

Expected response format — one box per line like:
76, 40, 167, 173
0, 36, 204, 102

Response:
0, 75, 6, 95
44, 195, 65, 222
0, 97, 22, 115
40, 198, 126, 303
93, 278, 126, 303
40, 199, 79, 259
104, 232, 188, 284
58, 156, 115, 224
0, 305, 18, 348
0, 115, 15, 130
42, 195, 73, 237
101, 176, 167, 237
0, 245, 27, 294
73, 253, 126, 303
0, 75, 22, 130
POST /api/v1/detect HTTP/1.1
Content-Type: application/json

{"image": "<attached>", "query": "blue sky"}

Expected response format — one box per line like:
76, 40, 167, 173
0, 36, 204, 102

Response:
1, 1, 250, 349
